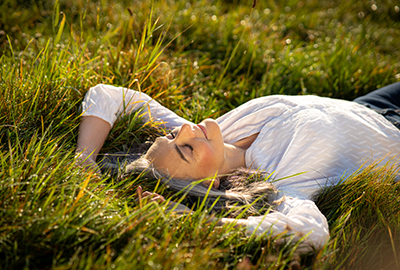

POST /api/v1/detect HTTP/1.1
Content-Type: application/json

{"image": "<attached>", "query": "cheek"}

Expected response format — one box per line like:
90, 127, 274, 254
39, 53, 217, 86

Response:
195, 143, 223, 170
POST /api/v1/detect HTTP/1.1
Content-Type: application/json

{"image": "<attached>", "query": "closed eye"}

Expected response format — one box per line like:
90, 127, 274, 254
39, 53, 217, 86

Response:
170, 132, 175, 139
184, 144, 193, 151
174, 145, 189, 163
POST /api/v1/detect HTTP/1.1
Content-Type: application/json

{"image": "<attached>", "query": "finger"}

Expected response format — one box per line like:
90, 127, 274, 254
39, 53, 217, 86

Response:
136, 186, 143, 206
142, 191, 163, 197
136, 190, 157, 203
136, 186, 143, 197
142, 192, 165, 201
142, 191, 153, 196
142, 193, 161, 200
150, 195, 165, 203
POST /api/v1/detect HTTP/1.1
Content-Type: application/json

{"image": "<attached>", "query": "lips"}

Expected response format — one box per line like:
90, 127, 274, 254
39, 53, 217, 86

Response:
197, 124, 208, 139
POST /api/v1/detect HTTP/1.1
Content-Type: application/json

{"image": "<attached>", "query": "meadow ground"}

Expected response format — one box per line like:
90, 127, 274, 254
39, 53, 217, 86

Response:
1, 0, 400, 269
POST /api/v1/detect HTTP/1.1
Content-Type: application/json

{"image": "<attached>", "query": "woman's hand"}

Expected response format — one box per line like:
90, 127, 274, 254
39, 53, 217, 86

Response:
135, 186, 191, 213
136, 186, 165, 204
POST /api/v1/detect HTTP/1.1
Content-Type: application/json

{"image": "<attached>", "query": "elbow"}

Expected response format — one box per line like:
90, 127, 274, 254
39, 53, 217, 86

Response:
86, 84, 107, 96
306, 225, 330, 250
298, 218, 330, 250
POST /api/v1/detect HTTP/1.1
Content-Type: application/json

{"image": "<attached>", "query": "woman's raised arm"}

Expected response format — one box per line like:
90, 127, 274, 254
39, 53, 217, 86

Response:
76, 116, 111, 171
76, 84, 192, 170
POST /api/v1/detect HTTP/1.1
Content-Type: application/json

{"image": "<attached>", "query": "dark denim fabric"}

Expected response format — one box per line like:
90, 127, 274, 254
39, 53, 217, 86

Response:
354, 81, 400, 129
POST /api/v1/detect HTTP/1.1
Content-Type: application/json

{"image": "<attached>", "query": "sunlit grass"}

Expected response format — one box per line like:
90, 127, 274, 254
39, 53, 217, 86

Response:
1, 0, 400, 268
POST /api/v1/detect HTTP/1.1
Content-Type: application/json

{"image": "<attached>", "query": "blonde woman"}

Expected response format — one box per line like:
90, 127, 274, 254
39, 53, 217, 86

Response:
76, 82, 400, 250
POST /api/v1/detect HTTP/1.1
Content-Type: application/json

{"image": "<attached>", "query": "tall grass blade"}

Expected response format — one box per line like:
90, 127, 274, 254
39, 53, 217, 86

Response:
54, 12, 66, 45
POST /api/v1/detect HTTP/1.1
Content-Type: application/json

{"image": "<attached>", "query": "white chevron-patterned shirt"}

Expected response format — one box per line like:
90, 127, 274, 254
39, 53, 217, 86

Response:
216, 94, 400, 197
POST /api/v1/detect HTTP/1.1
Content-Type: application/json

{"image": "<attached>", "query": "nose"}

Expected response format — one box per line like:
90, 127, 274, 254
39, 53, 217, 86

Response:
176, 123, 195, 140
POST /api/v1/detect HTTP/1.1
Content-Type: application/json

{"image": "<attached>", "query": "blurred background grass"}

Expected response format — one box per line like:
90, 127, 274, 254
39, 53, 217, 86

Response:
1, 0, 400, 269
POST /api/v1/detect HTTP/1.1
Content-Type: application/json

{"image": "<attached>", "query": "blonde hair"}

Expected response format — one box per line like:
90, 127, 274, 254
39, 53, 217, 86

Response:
123, 157, 279, 217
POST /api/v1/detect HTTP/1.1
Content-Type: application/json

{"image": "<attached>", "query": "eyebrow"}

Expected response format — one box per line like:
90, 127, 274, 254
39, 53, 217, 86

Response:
174, 145, 189, 163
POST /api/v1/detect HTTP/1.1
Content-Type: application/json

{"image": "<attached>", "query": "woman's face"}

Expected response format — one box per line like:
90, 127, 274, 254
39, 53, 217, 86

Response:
145, 119, 225, 188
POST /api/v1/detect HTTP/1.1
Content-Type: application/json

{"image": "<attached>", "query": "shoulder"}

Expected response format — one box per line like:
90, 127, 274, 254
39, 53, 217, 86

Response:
218, 95, 347, 121
233, 95, 350, 109
86, 84, 124, 95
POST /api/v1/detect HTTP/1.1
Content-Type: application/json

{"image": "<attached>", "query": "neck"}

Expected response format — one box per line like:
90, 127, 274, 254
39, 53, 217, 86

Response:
219, 143, 247, 173
219, 133, 259, 174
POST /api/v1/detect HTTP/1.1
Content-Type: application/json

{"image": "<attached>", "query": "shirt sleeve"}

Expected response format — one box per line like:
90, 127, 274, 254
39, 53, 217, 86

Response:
246, 188, 329, 250
81, 84, 192, 129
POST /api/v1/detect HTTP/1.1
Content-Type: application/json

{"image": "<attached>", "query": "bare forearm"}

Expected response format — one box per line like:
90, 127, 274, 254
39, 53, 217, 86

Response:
76, 116, 112, 162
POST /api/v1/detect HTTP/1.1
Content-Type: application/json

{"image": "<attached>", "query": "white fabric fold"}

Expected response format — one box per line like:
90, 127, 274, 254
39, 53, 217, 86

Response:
247, 189, 329, 250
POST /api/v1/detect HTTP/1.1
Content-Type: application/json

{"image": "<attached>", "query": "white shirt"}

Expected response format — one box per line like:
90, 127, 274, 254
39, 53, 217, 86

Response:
82, 84, 400, 249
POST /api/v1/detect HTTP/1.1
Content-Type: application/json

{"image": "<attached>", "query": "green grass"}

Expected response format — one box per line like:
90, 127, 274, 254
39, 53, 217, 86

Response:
1, 0, 400, 269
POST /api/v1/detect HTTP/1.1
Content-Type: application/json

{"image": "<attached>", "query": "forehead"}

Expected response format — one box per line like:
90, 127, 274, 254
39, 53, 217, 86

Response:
146, 137, 182, 174
147, 137, 172, 161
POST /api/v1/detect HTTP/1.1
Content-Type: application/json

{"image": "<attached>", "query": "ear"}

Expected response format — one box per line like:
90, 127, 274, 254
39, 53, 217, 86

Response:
212, 178, 220, 189
202, 178, 220, 189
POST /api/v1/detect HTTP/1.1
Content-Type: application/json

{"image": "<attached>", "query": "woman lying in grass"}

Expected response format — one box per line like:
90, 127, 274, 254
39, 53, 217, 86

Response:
76, 82, 400, 250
